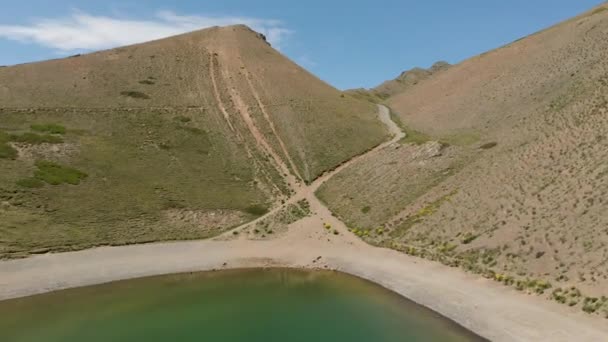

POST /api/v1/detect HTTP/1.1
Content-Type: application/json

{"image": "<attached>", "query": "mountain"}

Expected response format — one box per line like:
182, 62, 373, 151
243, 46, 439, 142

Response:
318, 3, 608, 309
374, 61, 451, 99
345, 61, 450, 102
0, 25, 388, 258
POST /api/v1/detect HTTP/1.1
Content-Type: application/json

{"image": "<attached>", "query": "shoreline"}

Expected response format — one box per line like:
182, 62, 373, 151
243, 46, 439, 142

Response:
2, 218, 608, 342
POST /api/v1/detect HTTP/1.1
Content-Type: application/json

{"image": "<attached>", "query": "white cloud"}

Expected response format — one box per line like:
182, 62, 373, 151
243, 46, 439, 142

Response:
0, 10, 292, 52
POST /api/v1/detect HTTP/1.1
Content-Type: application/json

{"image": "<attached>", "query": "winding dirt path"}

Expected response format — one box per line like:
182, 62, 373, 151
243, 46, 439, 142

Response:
1, 105, 607, 341
218, 104, 400, 236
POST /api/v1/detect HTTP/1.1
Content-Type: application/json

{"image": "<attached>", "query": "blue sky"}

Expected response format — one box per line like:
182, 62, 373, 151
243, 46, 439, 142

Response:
0, 0, 604, 89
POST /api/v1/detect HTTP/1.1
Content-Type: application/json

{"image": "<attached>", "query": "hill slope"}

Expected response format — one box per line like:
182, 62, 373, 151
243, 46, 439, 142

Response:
0, 25, 388, 258
345, 61, 450, 103
318, 3, 608, 313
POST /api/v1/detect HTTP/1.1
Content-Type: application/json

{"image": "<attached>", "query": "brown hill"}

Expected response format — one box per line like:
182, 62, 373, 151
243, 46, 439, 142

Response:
319, 3, 608, 315
0, 25, 388, 258
374, 61, 450, 99
345, 61, 450, 102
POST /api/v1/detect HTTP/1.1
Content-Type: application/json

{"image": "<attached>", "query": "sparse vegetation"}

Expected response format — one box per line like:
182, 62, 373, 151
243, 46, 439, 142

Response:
16, 178, 44, 188
9, 132, 63, 145
33, 160, 88, 185
440, 132, 480, 146
0, 143, 17, 159
0, 131, 18, 159
400, 126, 432, 145
30, 124, 66, 135
245, 204, 269, 216
590, 7, 607, 16
390, 191, 458, 237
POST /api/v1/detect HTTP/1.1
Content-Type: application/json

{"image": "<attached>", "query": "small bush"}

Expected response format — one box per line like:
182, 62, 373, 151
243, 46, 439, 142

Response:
16, 178, 44, 188
535, 251, 546, 259
181, 126, 204, 135
139, 80, 156, 85
480, 142, 498, 150
333, 230, 339, 235
461, 232, 479, 244
120, 91, 150, 99
245, 204, 268, 216
34, 160, 88, 185
9, 132, 63, 145
361, 206, 371, 214
30, 123, 66, 135
174, 116, 192, 123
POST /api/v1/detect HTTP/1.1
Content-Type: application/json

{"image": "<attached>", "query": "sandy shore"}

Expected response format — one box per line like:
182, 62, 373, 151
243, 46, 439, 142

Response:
2, 106, 608, 341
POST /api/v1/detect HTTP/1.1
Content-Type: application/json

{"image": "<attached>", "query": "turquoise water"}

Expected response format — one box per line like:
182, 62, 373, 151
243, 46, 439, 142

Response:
0, 269, 484, 341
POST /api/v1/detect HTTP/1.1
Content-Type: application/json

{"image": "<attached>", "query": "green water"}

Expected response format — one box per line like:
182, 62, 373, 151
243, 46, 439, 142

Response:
0, 269, 484, 342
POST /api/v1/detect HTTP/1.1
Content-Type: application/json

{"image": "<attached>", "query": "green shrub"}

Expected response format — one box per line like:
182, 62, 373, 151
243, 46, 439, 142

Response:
120, 91, 150, 99
34, 160, 88, 185
16, 178, 44, 188
10, 132, 63, 144
30, 123, 66, 135
245, 204, 268, 216
361, 206, 371, 214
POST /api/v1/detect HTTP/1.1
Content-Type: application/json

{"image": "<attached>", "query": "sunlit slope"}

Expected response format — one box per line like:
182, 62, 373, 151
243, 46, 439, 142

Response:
319, 4, 608, 307
0, 25, 387, 258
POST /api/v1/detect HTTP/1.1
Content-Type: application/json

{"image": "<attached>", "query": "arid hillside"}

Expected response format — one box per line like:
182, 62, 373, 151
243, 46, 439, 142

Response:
0, 25, 388, 258
319, 3, 608, 316
345, 61, 450, 103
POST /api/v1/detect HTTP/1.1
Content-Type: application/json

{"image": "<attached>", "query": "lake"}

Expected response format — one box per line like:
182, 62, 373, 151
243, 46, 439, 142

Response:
0, 269, 484, 341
